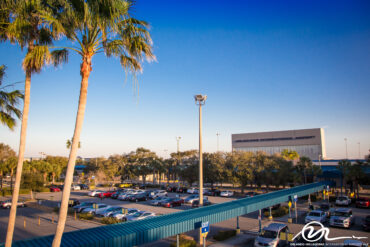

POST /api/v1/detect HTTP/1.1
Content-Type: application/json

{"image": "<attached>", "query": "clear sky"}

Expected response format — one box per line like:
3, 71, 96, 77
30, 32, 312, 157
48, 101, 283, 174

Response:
1, 0, 369, 159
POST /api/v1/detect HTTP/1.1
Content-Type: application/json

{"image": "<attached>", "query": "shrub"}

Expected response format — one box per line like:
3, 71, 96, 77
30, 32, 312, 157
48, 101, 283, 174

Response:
78, 213, 94, 220
35, 187, 50, 192
170, 235, 196, 247
213, 230, 237, 241
101, 217, 122, 225
264, 206, 289, 218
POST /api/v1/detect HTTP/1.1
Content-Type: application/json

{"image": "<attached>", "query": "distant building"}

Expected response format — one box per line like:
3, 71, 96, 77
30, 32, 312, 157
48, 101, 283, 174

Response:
232, 128, 326, 160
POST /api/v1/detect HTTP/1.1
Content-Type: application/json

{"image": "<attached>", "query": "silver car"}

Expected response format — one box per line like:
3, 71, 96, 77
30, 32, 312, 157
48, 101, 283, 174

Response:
330, 208, 354, 228
254, 223, 289, 247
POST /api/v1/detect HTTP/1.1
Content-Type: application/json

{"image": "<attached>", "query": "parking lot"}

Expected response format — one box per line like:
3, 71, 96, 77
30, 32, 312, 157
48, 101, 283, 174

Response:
1, 188, 369, 246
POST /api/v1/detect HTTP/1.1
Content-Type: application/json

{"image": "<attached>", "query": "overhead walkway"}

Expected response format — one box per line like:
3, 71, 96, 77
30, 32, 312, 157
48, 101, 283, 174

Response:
4, 181, 333, 247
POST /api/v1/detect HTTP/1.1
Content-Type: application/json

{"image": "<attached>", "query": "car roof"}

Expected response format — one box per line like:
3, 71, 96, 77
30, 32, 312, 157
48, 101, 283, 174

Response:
263, 223, 287, 232
335, 208, 351, 213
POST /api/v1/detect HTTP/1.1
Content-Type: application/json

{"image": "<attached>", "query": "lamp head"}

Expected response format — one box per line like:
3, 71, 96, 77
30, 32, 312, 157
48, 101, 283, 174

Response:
194, 94, 207, 105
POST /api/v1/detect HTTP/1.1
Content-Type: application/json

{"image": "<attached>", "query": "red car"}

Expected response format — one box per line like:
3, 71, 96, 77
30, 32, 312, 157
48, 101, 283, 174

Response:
50, 186, 61, 192
98, 191, 114, 198
162, 198, 184, 208
356, 197, 370, 208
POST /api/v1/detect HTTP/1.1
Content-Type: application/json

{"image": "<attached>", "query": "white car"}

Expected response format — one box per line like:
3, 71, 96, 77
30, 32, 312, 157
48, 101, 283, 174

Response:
82, 204, 108, 215
220, 191, 234, 197
187, 188, 198, 194
118, 193, 134, 201
336, 196, 351, 206
305, 210, 327, 223
330, 208, 354, 228
1, 200, 26, 209
88, 190, 104, 197
184, 195, 208, 204
149, 190, 167, 199
125, 211, 156, 221
150, 197, 168, 206
111, 208, 139, 220
71, 185, 81, 190
96, 206, 123, 217
254, 223, 289, 247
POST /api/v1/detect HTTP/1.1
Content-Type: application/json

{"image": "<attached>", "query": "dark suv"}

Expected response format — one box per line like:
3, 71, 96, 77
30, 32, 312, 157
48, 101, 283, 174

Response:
129, 193, 148, 202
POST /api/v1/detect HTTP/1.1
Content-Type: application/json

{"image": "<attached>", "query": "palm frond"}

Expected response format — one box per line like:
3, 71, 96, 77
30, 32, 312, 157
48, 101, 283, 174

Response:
22, 45, 51, 73
51, 49, 68, 67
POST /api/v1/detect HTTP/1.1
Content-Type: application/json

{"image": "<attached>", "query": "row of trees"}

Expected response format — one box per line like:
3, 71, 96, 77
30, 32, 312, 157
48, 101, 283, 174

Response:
1, 0, 155, 246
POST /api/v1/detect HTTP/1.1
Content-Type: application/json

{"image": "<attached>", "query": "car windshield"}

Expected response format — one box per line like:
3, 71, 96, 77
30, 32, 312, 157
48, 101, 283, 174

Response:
261, 230, 277, 239
309, 212, 321, 217
132, 212, 143, 217
333, 211, 350, 217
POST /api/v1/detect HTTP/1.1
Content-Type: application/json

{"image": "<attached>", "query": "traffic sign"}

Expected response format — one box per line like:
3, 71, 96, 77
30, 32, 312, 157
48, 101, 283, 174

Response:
288, 201, 292, 208
201, 221, 209, 237
93, 204, 98, 209
293, 195, 298, 203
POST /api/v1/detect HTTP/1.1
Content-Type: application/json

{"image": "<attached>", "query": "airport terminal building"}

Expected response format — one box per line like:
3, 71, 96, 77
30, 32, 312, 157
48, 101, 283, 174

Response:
232, 128, 326, 160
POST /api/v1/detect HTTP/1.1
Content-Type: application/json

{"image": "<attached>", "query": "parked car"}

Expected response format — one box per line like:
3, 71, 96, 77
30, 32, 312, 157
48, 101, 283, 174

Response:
220, 191, 234, 197
79, 184, 89, 190
263, 204, 281, 212
57, 185, 64, 190
356, 197, 370, 208
336, 196, 351, 206
50, 186, 61, 192
111, 191, 122, 199
96, 206, 123, 217
82, 204, 108, 215
192, 199, 211, 208
125, 211, 156, 221
162, 198, 184, 208
1, 200, 26, 209
98, 191, 114, 198
73, 201, 95, 213
111, 208, 139, 220
330, 208, 354, 228
254, 223, 289, 247
88, 190, 104, 197
118, 183, 132, 188
319, 203, 332, 218
187, 187, 198, 194
362, 215, 370, 231
128, 192, 148, 202
343, 239, 368, 247
149, 190, 167, 199
206, 189, 221, 196
166, 186, 178, 192
177, 187, 188, 193
150, 197, 168, 206
68, 198, 80, 207
71, 184, 81, 191
305, 210, 327, 223
184, 195, 208, 204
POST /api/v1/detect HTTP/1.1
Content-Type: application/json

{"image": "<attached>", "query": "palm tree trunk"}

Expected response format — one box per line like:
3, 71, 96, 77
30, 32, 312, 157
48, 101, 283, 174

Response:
52, 56, 91, 247
5, 70, 31, 247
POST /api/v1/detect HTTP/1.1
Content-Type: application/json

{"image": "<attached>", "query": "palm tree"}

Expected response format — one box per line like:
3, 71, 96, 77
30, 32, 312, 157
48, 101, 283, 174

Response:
51, 1, 154, 245
296, 156, 313, 184
338, 159, 351, 195
1, 1, 67, 245
0, 65, 23, 130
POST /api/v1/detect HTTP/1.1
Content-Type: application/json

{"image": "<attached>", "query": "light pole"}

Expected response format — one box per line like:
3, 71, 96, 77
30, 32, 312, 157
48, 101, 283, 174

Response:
319, 154, 322, 167
344, 138, 348, 159
176, 137, 181, 153
194, 94, 207, 245
216, 133, 220, 152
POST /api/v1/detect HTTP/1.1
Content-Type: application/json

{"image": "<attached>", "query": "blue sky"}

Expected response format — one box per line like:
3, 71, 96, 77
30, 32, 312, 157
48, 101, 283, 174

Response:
1, 0, 369, 159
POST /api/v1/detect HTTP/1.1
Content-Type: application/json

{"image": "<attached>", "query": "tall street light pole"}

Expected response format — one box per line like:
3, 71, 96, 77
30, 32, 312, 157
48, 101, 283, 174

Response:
344, 138, 348, 159
194, 94, 206, 207
194, 94, 206, 245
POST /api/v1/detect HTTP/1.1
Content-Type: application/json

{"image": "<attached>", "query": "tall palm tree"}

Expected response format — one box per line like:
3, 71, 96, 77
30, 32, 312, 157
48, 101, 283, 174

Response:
296, 156, 313, 184
338, 159, 351, 195
0, 1, 67, 245
51, 1, 154, 245
0, 65, 23, 130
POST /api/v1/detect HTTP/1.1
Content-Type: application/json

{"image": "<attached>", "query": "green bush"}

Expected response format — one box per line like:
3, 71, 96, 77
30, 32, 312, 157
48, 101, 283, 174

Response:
213, 230, 237, 241
264, 206, 289, 218
0, 188, 30, 196
100, 217, 123, 225
170, 235, 197, 247
35, 187, 50, 192
78, 213, 94, 220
